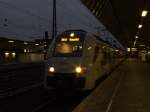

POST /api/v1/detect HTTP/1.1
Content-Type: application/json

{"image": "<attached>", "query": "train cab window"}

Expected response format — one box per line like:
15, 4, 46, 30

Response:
53, 42, 83, 57
53, 30, 85, 57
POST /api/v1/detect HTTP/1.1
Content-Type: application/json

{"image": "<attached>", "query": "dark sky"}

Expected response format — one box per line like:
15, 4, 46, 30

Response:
0, 0, 123, 48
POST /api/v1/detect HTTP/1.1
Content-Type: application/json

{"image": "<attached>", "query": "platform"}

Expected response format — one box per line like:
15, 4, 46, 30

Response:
73, 58, 150, 112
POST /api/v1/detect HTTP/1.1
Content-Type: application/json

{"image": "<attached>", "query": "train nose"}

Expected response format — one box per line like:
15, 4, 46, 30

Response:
48, 60, 82, 73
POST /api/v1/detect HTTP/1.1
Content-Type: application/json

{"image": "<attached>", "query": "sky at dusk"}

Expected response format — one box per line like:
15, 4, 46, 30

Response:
0, 0, 123, 48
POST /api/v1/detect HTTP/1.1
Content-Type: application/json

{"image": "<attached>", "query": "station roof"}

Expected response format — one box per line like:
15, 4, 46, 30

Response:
81, 0, 150, 48
1, 0, 149, 50
0, 37, 45, 51
0, 0, 123, 49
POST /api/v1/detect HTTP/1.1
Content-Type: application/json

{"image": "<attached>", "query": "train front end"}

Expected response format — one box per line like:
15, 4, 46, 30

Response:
45, 30, 86, 89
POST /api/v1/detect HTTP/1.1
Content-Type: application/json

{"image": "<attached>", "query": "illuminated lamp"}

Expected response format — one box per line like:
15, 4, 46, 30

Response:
35, 43, 39, 46
135, 36, 139, 39
24, 42, 28, 45
8, 40, 14, 43
49, 67, 55, 72
141, 10, 148, 17
12, 52, 16, 58
70, 33, 75, 37
138, 24, 142, 29
75, 66, 82, 73
5, 52, 10, 58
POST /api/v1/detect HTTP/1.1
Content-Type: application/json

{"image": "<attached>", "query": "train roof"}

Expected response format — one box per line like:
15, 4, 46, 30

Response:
62, 29, 87, 33
57, 29, 123, 50
94, 35, 113, 46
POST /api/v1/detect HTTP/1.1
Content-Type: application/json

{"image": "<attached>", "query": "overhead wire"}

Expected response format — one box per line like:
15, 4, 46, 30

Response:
0, 0, 52, 37
0, 0, 119, 42
0, 0, 49, 22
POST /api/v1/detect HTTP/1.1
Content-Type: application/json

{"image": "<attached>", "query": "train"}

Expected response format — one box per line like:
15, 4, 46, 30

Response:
44, 30, 125, 90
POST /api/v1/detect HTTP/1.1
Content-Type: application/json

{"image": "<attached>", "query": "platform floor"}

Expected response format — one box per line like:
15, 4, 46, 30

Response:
73, 58, 150, 112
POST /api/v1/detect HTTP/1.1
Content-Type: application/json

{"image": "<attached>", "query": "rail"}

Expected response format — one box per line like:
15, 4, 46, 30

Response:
0, 62, 45, 98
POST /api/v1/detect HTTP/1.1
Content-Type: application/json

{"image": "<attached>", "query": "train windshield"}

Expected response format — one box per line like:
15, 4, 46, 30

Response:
53, 42, 83, 57
53, 31, 85, 57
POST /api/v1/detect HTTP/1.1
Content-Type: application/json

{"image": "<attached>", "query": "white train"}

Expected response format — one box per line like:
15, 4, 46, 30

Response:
44, 30, 125, 90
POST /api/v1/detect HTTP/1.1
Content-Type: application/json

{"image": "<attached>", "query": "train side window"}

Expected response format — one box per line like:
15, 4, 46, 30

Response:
92, 46, 99, 63
101, 47, 109, 65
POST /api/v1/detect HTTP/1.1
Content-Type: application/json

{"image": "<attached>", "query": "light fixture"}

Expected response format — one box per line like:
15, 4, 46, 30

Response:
8, 40, 14, 43
24, 42, 28, 45
12, 52, 16, 56
70, 32, 75, 37
140, 44, 145, 47
141, 10, 148, 17
136, 36, 139, 39
88, 46, 92, 50
127, 48, 131, 52
35, 43, 39, 46
132, 48, 137, 51
49, 67, 55, 72
24, 49, 27, 53
115, 49, 119, 52
5, 52, 10, 58
138, 24, 142, 28
12, 52, 16, 58
75, 67, 82, 73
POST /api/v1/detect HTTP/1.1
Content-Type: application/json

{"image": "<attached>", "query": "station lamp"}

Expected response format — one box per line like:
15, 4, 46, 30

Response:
139, 44, 145, 47
24, 42, 28, 45
135, 36, 139, 39
49, 67, 55, 72
70, 32, 75, 37
138, 24, 142, 29
35, 43, 39, 46
24, 49, 27, 53
8, 40, 14, 43
131, 48, 137, 51
75, 66, 82, 73
12, 52, 16, 58
127, 48, 131, 52
5, 52, 10, 58
141, 10, 148, 17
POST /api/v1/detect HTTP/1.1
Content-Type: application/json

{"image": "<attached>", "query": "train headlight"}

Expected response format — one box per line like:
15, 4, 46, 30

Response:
75, 67, 82, 73
49, 67, 55, 72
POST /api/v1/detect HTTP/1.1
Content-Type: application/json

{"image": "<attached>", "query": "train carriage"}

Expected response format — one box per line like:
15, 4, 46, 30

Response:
44, 30, 124, 90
